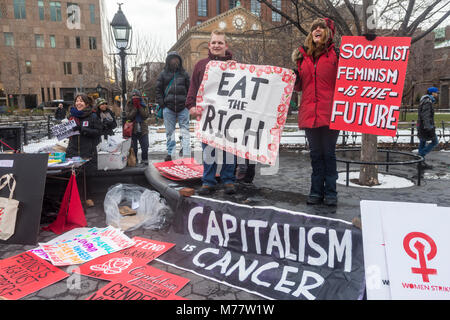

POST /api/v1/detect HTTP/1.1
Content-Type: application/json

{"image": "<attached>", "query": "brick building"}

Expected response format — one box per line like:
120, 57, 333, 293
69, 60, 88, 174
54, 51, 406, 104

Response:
0, 0, 104, 108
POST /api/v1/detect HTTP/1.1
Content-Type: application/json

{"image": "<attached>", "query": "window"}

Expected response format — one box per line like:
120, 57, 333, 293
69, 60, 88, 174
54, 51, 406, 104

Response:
75, 36, 81, 49
38, 0, 44, 20
229, 0, 237, 9
50, 35, 56, 48
52, 87, 56, 99
77, 62, 82, 74
89, 4, 95, 23
272, 0, 281, 22
88, 36, 96, 50
216, 0, 221, 15
13, 0, 26, 19
198, 0, 207, 17
63, 62, 72, 75
25, 61, 32, 74
4, 33, 14, 46
251, 0, 260, 16
50, 1, 61, 21
67, 2, 78, 19
35, 34, 44, 48
41, 88, 45, 102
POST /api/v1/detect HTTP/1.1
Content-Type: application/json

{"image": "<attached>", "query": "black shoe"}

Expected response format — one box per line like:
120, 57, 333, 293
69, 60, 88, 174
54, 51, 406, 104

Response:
224, 183, 236, 195
198, 185, 215, 196
307, 196, 323, 205
164, 155, 172, 162
324, 197, 338, 206
420, 161, 433, 170
141, 160, 148, 166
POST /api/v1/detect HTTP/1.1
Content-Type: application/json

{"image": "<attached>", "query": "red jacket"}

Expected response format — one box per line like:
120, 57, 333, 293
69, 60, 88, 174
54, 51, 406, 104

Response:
185, 50, 233, 109
295, 44, 338, 129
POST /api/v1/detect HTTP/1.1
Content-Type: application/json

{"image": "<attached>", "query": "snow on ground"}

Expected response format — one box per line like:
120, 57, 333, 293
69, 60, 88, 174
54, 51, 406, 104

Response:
337, 171, 415, 188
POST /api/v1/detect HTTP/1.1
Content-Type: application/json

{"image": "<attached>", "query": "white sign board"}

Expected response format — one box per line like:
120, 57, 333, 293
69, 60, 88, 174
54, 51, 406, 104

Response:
51, 119, 79, 141
360, 200, 437, 300
194, 61, 296, 165
381, 206, 450, 299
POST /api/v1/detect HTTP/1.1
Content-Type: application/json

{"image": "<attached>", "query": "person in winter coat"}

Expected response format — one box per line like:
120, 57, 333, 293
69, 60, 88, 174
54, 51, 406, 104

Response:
125, 89, 150, 166
417, 87, 439, 169
95, 98, 117, 139
54, 103, 67, 120
66, 93, 103, 173
155, 52, 191, 162
187, 29, 236, 196
292, 18, 339, 206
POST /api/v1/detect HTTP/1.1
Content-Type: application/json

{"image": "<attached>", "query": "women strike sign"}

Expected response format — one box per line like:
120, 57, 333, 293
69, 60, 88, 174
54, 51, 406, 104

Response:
330, 36, 411, 136
195, 61, 296, 165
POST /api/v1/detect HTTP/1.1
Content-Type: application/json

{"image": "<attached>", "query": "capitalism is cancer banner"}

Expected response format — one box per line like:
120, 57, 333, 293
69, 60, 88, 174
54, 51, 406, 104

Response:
330, 36, 411, 136
156, 197, 365, 300
194, 61, 296, 165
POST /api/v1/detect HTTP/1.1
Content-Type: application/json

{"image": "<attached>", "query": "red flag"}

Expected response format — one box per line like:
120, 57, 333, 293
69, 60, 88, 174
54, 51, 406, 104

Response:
43, 172, 87, 234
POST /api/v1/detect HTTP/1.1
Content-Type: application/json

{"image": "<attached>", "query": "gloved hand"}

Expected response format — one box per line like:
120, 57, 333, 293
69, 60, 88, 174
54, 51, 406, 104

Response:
363, 33, 377, 41
73, 124, 81, 132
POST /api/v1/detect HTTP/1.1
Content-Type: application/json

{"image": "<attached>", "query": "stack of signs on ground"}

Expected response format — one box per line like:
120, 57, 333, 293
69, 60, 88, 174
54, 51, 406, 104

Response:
153, 158, 203, 181
75, 237, 174, 280
86, 265, 189, 300
156, 196, 365, 300
0, 252, 69, 299
30, 226, 135, 266
361, 200, 450, 299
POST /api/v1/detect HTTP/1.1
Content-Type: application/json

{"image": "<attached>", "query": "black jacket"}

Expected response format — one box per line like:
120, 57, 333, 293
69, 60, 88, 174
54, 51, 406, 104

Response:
155, 52, 190, 113
55, 107, 67, 120
66, 107, 103, 166
96, 108, 117, 139
417, 95, 435, 140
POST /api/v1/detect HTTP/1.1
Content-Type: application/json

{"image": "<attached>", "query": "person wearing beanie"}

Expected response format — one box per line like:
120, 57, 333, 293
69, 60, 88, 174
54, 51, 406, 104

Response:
292, 17, 339, 206
95, 98, 117, 140
155, 51, 191, 162
417, 87, 440, 169
125, 89, 150, 166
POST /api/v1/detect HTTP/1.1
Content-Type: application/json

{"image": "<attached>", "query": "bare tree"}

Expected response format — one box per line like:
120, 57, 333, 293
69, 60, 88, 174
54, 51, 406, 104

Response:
256, 0, 450, 185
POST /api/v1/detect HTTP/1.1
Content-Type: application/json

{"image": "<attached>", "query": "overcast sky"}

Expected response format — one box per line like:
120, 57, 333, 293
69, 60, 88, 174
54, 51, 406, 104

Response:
104, 0, 178, 52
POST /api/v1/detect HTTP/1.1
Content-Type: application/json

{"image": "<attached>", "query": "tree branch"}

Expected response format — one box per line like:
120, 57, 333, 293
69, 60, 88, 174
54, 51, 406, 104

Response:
411, 9, 450, 43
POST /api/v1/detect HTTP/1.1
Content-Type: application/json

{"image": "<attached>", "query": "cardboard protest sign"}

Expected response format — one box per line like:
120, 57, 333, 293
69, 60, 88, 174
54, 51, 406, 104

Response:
380, 206, 450, 299
330, 36, 411, 136
37, 226, 135, 266
194, 61, 296, 165
0, 252, 69, 299
153, 158, 203, 181
360, 200, 437, 300
75, 237, 175, 281
86, 265, 189, 300
51, 120, 79, 141
156, 196, 365, 300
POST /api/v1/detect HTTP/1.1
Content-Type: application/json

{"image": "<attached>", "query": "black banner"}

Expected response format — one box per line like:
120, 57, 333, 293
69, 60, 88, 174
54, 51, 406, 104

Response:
157, 197, 365, 300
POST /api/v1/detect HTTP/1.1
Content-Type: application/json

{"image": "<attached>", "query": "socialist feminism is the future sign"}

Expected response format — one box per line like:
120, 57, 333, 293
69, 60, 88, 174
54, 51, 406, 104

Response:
330, 36, 411, 136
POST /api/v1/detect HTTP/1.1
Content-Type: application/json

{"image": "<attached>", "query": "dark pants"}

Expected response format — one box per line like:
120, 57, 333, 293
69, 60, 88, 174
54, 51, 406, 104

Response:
201, 143, 236, 186
132, 132, 149, 162
236, 158, 256, 183
305, 126, 340, 199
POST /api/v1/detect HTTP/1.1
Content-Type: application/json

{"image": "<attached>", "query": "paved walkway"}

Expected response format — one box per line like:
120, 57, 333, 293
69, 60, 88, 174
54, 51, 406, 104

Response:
0, 149, 448, 300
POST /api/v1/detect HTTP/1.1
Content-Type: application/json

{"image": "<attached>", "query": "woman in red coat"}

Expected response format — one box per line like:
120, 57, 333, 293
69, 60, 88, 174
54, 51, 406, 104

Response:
293, 18, 340, 206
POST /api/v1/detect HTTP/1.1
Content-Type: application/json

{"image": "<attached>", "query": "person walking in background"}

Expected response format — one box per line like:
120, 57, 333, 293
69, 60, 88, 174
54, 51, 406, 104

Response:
155, 51, 191, 162
292, 18, 339, 206
125, 89, 150, 166
187, 29, 236, 195
417, 87, 440, 169
54, 103, 67, 120
95, 98, 117, 140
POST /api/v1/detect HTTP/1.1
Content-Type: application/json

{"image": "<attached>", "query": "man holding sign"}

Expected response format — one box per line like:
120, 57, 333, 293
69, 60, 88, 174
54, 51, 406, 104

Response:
186, 29, 237, 195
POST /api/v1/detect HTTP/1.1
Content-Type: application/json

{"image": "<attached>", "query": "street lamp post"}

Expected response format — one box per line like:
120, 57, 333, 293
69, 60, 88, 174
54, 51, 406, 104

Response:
110, 3, 132, 128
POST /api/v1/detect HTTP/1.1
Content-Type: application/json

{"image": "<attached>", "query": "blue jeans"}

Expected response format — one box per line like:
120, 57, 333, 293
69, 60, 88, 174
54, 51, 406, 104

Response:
132, 132, 149, 162
163, 107, 191, 158
305, 127, 340, 199
419, 134, 438, 158
201, 143, 236, 186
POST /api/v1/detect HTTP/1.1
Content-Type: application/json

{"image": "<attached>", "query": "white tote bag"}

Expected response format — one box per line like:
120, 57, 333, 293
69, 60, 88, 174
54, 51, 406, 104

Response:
0, 174, 19, 240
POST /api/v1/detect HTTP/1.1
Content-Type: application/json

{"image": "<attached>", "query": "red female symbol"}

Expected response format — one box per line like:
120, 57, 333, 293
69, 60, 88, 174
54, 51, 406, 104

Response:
403, 232, 437, 282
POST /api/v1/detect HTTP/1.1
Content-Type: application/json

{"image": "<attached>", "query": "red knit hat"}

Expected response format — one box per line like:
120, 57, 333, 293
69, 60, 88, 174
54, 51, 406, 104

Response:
323, 18, 335, 38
